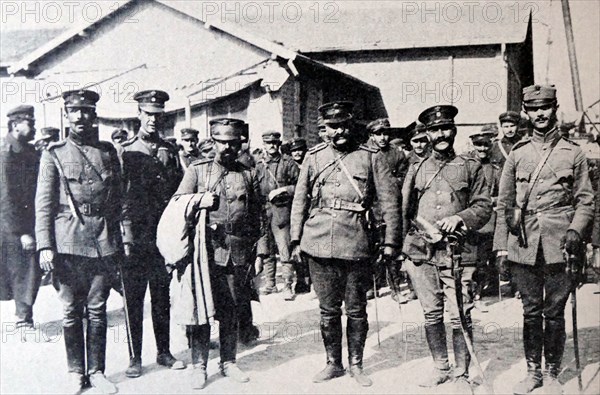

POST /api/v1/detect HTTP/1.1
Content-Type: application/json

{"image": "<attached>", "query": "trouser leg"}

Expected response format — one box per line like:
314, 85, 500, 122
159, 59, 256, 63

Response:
187, 325, 211, 368
85, 258, 111, 374
543, 263, 572, 376
121, 261, 146, 361
148, 255, 172, 355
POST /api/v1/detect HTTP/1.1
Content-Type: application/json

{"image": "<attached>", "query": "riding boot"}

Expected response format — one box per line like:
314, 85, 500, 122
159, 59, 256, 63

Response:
419, 322, 451, 387
63, 323, 85, 374
513, 318, 543, 394
312, 318, 345, 383
451, 328, 473, 394
86, 321, 107, 374
540, 318, 565, 394
347, 317, 372, 387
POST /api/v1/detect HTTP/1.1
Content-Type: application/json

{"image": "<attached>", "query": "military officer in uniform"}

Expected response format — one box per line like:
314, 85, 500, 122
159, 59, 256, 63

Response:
1, 105, 41, 330
289, 137, 308, 166
35, 90, 121, 394
119, 89, 185, 377
490, 111, 524, 167
256, 131, 301, 299
174, 117, 267, 385
179, 128, 201, 170
33, 126, 60, 152
290, 101, 401, 387
494, 85, 594, 395
468, 130, 502, 311
401, 105, 492, 393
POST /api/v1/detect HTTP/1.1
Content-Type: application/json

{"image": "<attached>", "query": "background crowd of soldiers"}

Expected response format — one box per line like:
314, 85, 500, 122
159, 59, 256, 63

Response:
1, 83, 599, 395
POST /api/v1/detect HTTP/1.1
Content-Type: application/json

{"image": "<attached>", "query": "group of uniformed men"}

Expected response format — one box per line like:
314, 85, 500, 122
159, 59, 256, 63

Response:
0, 82, 598, 395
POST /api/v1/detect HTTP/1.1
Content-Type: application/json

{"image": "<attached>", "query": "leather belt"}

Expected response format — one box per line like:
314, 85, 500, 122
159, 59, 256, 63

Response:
318, 198, 365, 212
60, 203, 104, 216
523, 205, 571, 216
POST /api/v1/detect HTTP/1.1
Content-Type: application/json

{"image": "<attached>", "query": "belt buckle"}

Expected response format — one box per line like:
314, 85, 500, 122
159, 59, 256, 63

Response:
333, 198, 342, 210
81, 203, 91, 216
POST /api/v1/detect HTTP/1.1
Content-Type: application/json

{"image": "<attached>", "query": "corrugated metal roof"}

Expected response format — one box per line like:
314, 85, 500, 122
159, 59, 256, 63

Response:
229, 4, 531, 53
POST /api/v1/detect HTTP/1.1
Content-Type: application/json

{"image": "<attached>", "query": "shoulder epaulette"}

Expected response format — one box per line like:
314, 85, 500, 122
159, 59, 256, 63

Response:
47, 140, 67, 150
511, 138, 531, 151
308, 142, 328, 154
359, 144, 379, 153
191, 158, 213, 166
120, 135, 137, 147
561, 137, 579, 146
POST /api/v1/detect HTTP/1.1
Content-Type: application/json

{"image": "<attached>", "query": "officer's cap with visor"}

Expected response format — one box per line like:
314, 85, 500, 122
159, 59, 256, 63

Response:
318, 101, 354, 125
62, 90, 99, 109
134, 90, 170, 113
7, 104, 35, 122
210, 118, 244, 141
418, 105, 458, 130
522, 84, 557, 109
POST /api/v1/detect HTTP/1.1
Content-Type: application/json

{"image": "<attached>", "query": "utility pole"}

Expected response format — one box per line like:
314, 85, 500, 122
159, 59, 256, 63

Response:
561, 0, 583, 111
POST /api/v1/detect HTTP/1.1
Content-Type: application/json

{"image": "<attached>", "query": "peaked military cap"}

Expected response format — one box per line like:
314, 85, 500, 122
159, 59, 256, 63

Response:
366, 118, 392, 134
499, 111, 521, 124
523, 84, 557, 107
134, 90, 169, 113
180, 128, 199, 139
409, 123, 428, 140
62, 89, 100, 109
7, 104, 35, 121
38, 127, 60, 140
418, 105, 458, 130
198, 138, 215, 151
210, 117, 244, 141
262, 130, 282, 142
318, 101, 354, 124
111, 129, 128, 140
289, 137, 307, 151
480, 123, 498, 136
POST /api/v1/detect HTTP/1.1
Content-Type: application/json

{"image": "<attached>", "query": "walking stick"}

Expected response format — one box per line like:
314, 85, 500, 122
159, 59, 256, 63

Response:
117, 260, 135, 358
565, 251, 583, 393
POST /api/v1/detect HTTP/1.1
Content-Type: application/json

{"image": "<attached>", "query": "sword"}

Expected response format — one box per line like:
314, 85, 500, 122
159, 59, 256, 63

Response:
564, 250, 583, 393
372, 274, 381, 348
448, 233, 494, 394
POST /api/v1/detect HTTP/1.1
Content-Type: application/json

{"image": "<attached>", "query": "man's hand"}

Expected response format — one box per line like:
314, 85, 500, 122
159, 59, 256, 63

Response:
496, 251, 509, 280
39, 249, 55, 272
124, 243, 133, 258
437, 215, 464, 234
268, 187, 287, 202
20, 234, 36, 251
593, 247, 600, 274
197, 193, 218, 210
254, 256, 264, 276
291, 245, 302, 264
563, 229, 582, 255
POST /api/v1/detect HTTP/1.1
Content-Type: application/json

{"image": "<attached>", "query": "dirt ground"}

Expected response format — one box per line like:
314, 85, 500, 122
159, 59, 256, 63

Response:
1, 276, 599, 395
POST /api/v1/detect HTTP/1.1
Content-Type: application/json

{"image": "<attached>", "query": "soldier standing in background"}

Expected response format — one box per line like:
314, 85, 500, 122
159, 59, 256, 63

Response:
33, 126, 60, 152
291, 101, 401, 387
365, 118, 407, 301
111, 128, 128, 147
401, 105, 492, 393
289, 137, 308, 167
173, 118, 267, 386
119, 90, 185, 378
256, 131, 302, 300
490, 111, 524, 167
35, 90, 122, 394
178, 128, 201, 170
1, 105, 41, 331
406, 123, 430, 165
468, 129, 502, 312
494, 85, 594, 395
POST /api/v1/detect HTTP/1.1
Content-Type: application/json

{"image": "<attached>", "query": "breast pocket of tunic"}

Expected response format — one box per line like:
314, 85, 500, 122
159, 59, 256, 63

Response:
515, 170, 531, 199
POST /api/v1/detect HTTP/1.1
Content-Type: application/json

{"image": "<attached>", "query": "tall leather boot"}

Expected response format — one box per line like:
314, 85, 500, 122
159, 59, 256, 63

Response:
87, 322, 117, 394
63, 323, 86, 374
419, 322, 451, 387
347, 317, 372, 387
540, 319, 565, 394
313, 318, 345, 383
513, 318, 543, 394
452, 328, 473, 394
188, 325, 210, 389
281, 262, 295, 301
260, 257, 277, 294
155, 302, 185, 370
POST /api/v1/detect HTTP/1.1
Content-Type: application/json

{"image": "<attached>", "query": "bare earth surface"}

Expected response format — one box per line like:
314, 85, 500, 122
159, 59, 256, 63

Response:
1, 278, 599, 395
